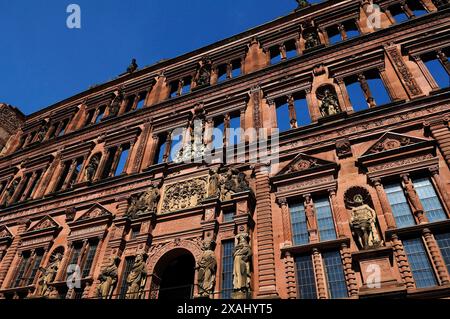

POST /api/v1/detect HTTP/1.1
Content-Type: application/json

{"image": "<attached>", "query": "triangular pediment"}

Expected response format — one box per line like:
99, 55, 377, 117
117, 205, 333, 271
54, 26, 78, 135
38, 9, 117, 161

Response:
0, 226, 13, 240
75, 204, 112, 222
27, 216, 60, 233
362, 132, 430, 156
276, 153, 337, 176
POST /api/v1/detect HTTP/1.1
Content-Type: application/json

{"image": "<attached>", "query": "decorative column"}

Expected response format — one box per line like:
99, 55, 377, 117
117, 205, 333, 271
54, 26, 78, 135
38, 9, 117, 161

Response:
20, 171, 37, 201
437, 50, 450, 74
424, 118, 450, 167
337, 24, 347, 41
401, 174, 427, 224
335, 77, 353, 113
412, 55, 440, 90
340, 243, 358, 297
328, 188, 346, 238
61, 159, 78, 191
377, 65, 399, 101
391, 234, 415, 289
357, 74, 377, 108
305, 88, 320, 122
108, 146, 123, 178
312, 248, 327, 299
277, 197, 292, 246
422, 228, 450, 284
371, 178, 397, 229
287, 95, 298, 129
0, 220, 30, 288
429, 166, 450, 214
254, 164, 278, 298
283, 251, 297, 299
400, 1, 415, 18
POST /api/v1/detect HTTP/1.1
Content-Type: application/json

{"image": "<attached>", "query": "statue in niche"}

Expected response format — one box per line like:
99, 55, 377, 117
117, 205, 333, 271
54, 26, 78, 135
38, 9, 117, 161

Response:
85, 153, 101, 182
304, 31, 320, 49
127, 183, 161, 218
346, 190, 382, 250
3, 179, 19, 205
220, 168, 251, 201
318, 88, 340, 117
196, 240, 217, 298
401, 175, 422, 213
233, 233, 252, 294
36, 253, 63, 297
207, 168, 220, 198
109, 90, 123, 117
296, 0, 310, 9
127, 58, 138, 74
36, 123, 48, 142
96, 255, 120, 299
125, 253, 148, 299
196, 58, 212, 87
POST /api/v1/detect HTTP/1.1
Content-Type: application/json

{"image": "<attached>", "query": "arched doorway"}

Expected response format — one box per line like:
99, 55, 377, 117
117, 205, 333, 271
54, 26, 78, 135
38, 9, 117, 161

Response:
153, 249, 196, 299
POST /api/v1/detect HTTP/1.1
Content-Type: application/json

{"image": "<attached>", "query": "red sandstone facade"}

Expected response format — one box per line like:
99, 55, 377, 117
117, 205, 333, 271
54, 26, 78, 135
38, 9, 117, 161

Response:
0, 0, 449, 299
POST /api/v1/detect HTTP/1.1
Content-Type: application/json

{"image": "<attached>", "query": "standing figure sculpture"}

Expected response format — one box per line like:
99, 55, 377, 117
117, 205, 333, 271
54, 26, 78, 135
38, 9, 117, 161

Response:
109, 90, 123, 117
127, 183, 160, 218
125, 253, 147, 299
207, 169, 220, 198
196, 58, 212, 87
3, 179, 19, 206
232, 233, 252, 297
196, 240, 217, 298
319, 88, 340, 117
127, 58, 138, 74
85, 153, 100, 182
350, 195, 381, 249
304, 31, 320, 49
96, 256, 120, 299
296, 0, 310, 9
36, 253, 63, 297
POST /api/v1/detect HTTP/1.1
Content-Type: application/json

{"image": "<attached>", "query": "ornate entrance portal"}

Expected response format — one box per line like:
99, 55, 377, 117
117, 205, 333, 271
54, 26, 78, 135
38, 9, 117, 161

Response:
152, 249, 196, 299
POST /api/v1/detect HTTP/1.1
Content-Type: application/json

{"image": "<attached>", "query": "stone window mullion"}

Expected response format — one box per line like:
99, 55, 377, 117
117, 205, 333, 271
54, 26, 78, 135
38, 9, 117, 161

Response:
287, 95, 298, 129
357, 73, 377, 108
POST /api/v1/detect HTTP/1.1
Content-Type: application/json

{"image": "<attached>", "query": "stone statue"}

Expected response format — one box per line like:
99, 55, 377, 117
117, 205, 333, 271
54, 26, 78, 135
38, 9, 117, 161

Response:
196, 58, 211, 87
96, 256, 120, 299
304, 196, 317, 231
3, 179, 19, 205
207, 169, 220, 198
232, 233, 252, 294
235, 172, 250, 193
127, 58, 138, 74
319, 88, 340, 117
36, 123, 48, 142
350, 195, 381, 250
304, 31, 320, 49
127, 183, 161, 218
85, 154, 100, 182
196, 240, 217, 298
296, 0, 309, 9
36, 253, 63, 297
401, 175, 422, 213
220, 168, 251, 200
125, 253, 147, 299
109, 91, 123, 117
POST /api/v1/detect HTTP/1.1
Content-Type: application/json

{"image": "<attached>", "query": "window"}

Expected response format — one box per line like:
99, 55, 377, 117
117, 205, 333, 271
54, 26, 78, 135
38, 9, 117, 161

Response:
169, 81, 179, 98
322, 250, 348, 299
217, 64, 228, 83
290, 202, 309, 245
228, 114, 241, 146
66, 243, 82, 280
58, 119, 69, 137
342, 20, 360, 39
25, 170, 43, 200
435, 232, 450, 273
275, 99, 291, 133
136, 93, 146, 110
345, 77, 369, 111
285, 40, 297, 59
14, 252, 31, 287
413, 177, 447, 222
27, 250, 44, 285
130, 226, 141, 240
55, 162, 71, 192
95, 106, 106, 124
293, 93, 311, 127
155, 135, 167, 164
423, 54, 450, 89
212, 118, 224, 150
119, 257, 135, 299
84, 109, 95, 127
223, 209, 234, 222
181, 77, 192, 95
295, 255, 317, 299
315, 197, 337, 241
13, 173, 31, 203
114, 145, 130, 176
81, 241, 98, 278
389, 4, 409, 23
231, 59, 242, 78
384, 182, 416, 228
269, 46, 282, 64
327, 26, 341, 45
221, 240, 234, 299
365, 70, 391, 106
403, 237, 437, 288
408, 0, 428, 16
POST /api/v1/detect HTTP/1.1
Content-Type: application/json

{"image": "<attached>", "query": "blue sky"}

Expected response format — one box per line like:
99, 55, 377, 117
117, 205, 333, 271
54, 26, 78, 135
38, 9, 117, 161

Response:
0, 0, 300, 115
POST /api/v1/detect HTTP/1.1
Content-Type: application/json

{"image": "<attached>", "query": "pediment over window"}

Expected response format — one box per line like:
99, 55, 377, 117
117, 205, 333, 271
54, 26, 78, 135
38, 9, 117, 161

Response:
27, 216, 60, 233
20, 216, 61, 250
0, 225, 13, 244
271, 153, 339, 198
67, 204, 114, 242
358, 132, 438, 179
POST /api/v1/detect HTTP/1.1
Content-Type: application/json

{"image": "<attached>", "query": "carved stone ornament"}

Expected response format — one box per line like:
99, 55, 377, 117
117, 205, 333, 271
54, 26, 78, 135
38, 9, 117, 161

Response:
162, 177, 208, 213
29, 216, 59, 232
232, 233, 252, 299
36, 252, 63, 297
196, 57, 212, 87
219, 168, 251, 201
296, 0, 310, 9
96, 255, 121, 299
371, 137, 411, 154
336, 138, 352, 159
127, 182, 161, 218
85, 153, 101, 182
196, 240, 217, 298
125, 253, 148, 299
316, 85, 341, 117
344, 187, 382, 250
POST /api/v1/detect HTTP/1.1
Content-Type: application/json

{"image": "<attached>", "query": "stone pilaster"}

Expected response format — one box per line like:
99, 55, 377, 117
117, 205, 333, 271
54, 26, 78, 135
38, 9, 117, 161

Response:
422, 228, 450, 285
371, 178, 397, 229
424, 118, 450, 168
391, 234, 415, 289
283, 251, 297, 299
340, 243, 358, 297
254, 164, 278, 298
312, 248, 327, 299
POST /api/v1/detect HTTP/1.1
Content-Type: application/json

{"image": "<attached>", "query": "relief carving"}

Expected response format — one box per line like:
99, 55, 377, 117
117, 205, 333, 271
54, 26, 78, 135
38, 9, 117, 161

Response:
232, 233, 252, 299
162, 177, 207, 213
36, 252, 63, 297
127, 182, 161, 218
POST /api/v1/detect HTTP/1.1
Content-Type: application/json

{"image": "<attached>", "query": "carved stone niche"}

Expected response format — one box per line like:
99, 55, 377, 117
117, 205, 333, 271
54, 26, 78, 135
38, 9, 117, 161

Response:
316, 85, 343, 120
357, 132, 438, 179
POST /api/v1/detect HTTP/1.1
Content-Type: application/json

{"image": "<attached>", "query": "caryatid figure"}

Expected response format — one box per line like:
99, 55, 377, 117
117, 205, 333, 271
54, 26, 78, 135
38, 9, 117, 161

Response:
196, 240, 217, 298
96, 256, 121, 299
232, 233, 252, 293
125, 253, 148, 299
36, 253, 63, 297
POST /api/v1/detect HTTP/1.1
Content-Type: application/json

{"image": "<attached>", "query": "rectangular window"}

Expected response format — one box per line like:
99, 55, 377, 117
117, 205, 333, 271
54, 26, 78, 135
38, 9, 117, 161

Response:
345, 77, 368, 111
389, 4, 409, 23
295, 255, 317, 299
423, 57, 450, 89
384, 183, 416, 228
27, 250, 44, 286
294, 93, 311, 127
26, 170, 42, 200
136, 93, 146, 110
435, 232, 450, 274
55, 162, 71, 192
343, 20, 360, 39
315, 197, 337, 241
95, 106, 106, 124
223, 209, 234, 223
182, 78, 192, 95
408, 0, 428, 16
155, 135, 167, 164
231, 60, 241, 78
81, 241, 98, 278
366, 72, 391, 106
322, 251, 348, 299
58, 119, 69, 137
403, 237, 437, 288
269, 46, 281, 64
217, 64, 228, 83
413, 177, 447, 222
119, 257, 135, 299
221, 240, 234, 299
69, 158, 84, 186
74, 288, 84, 299
290, 202, 309, 245
14, 253, 31, 287
327, 26, 342, 44
212, 118, 224, 150
66, 244, 82, 280
276, 100, 291, 133
130, 226, 141, 240
228, 115, 241, 146
285, 40, 297, 59
114, 145, 130, 176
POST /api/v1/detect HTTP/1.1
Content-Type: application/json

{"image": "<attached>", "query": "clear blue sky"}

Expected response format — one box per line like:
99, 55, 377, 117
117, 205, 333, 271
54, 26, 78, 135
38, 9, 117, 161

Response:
0, 0, 300, 115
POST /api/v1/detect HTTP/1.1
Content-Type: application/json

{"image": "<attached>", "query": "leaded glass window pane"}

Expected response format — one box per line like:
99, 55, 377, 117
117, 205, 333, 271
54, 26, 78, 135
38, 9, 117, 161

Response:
403, 238, 437, 288
322, 251, 348, 299
384, 183, 416, 228
295, 255, 317, 299
413, 177, 447, 222
290, 202, 309, 245
315, 197, 337, 241
221, 240, 234, 299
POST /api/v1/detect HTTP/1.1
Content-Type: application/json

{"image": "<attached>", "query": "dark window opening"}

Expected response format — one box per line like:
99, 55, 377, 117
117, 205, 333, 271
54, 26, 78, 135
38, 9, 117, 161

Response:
408, 0, 428, 16
389, 4, 409, 23
81, 241, 98, 278
343, 20, 360, 39
285, 40, 297, 59
221, 240, 234, 298
124, 96, 135, 113
223, 208, 234, 222
181, 77, 192, 95
58, 119, 69, 137
217, 64, 228, 83
130, 226, 141, 240
114, 144, 130, 176
95, 105, 106, 124
14, 252, 31, 287
327, 25, 341, 44
84, 109, 95, 127
231, 59, 242, 78
269, 46, 282, 64
27, 249, 44, 286
119, 257, 135, 299
102, 146, 118, 179
169, 81, 179, 98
